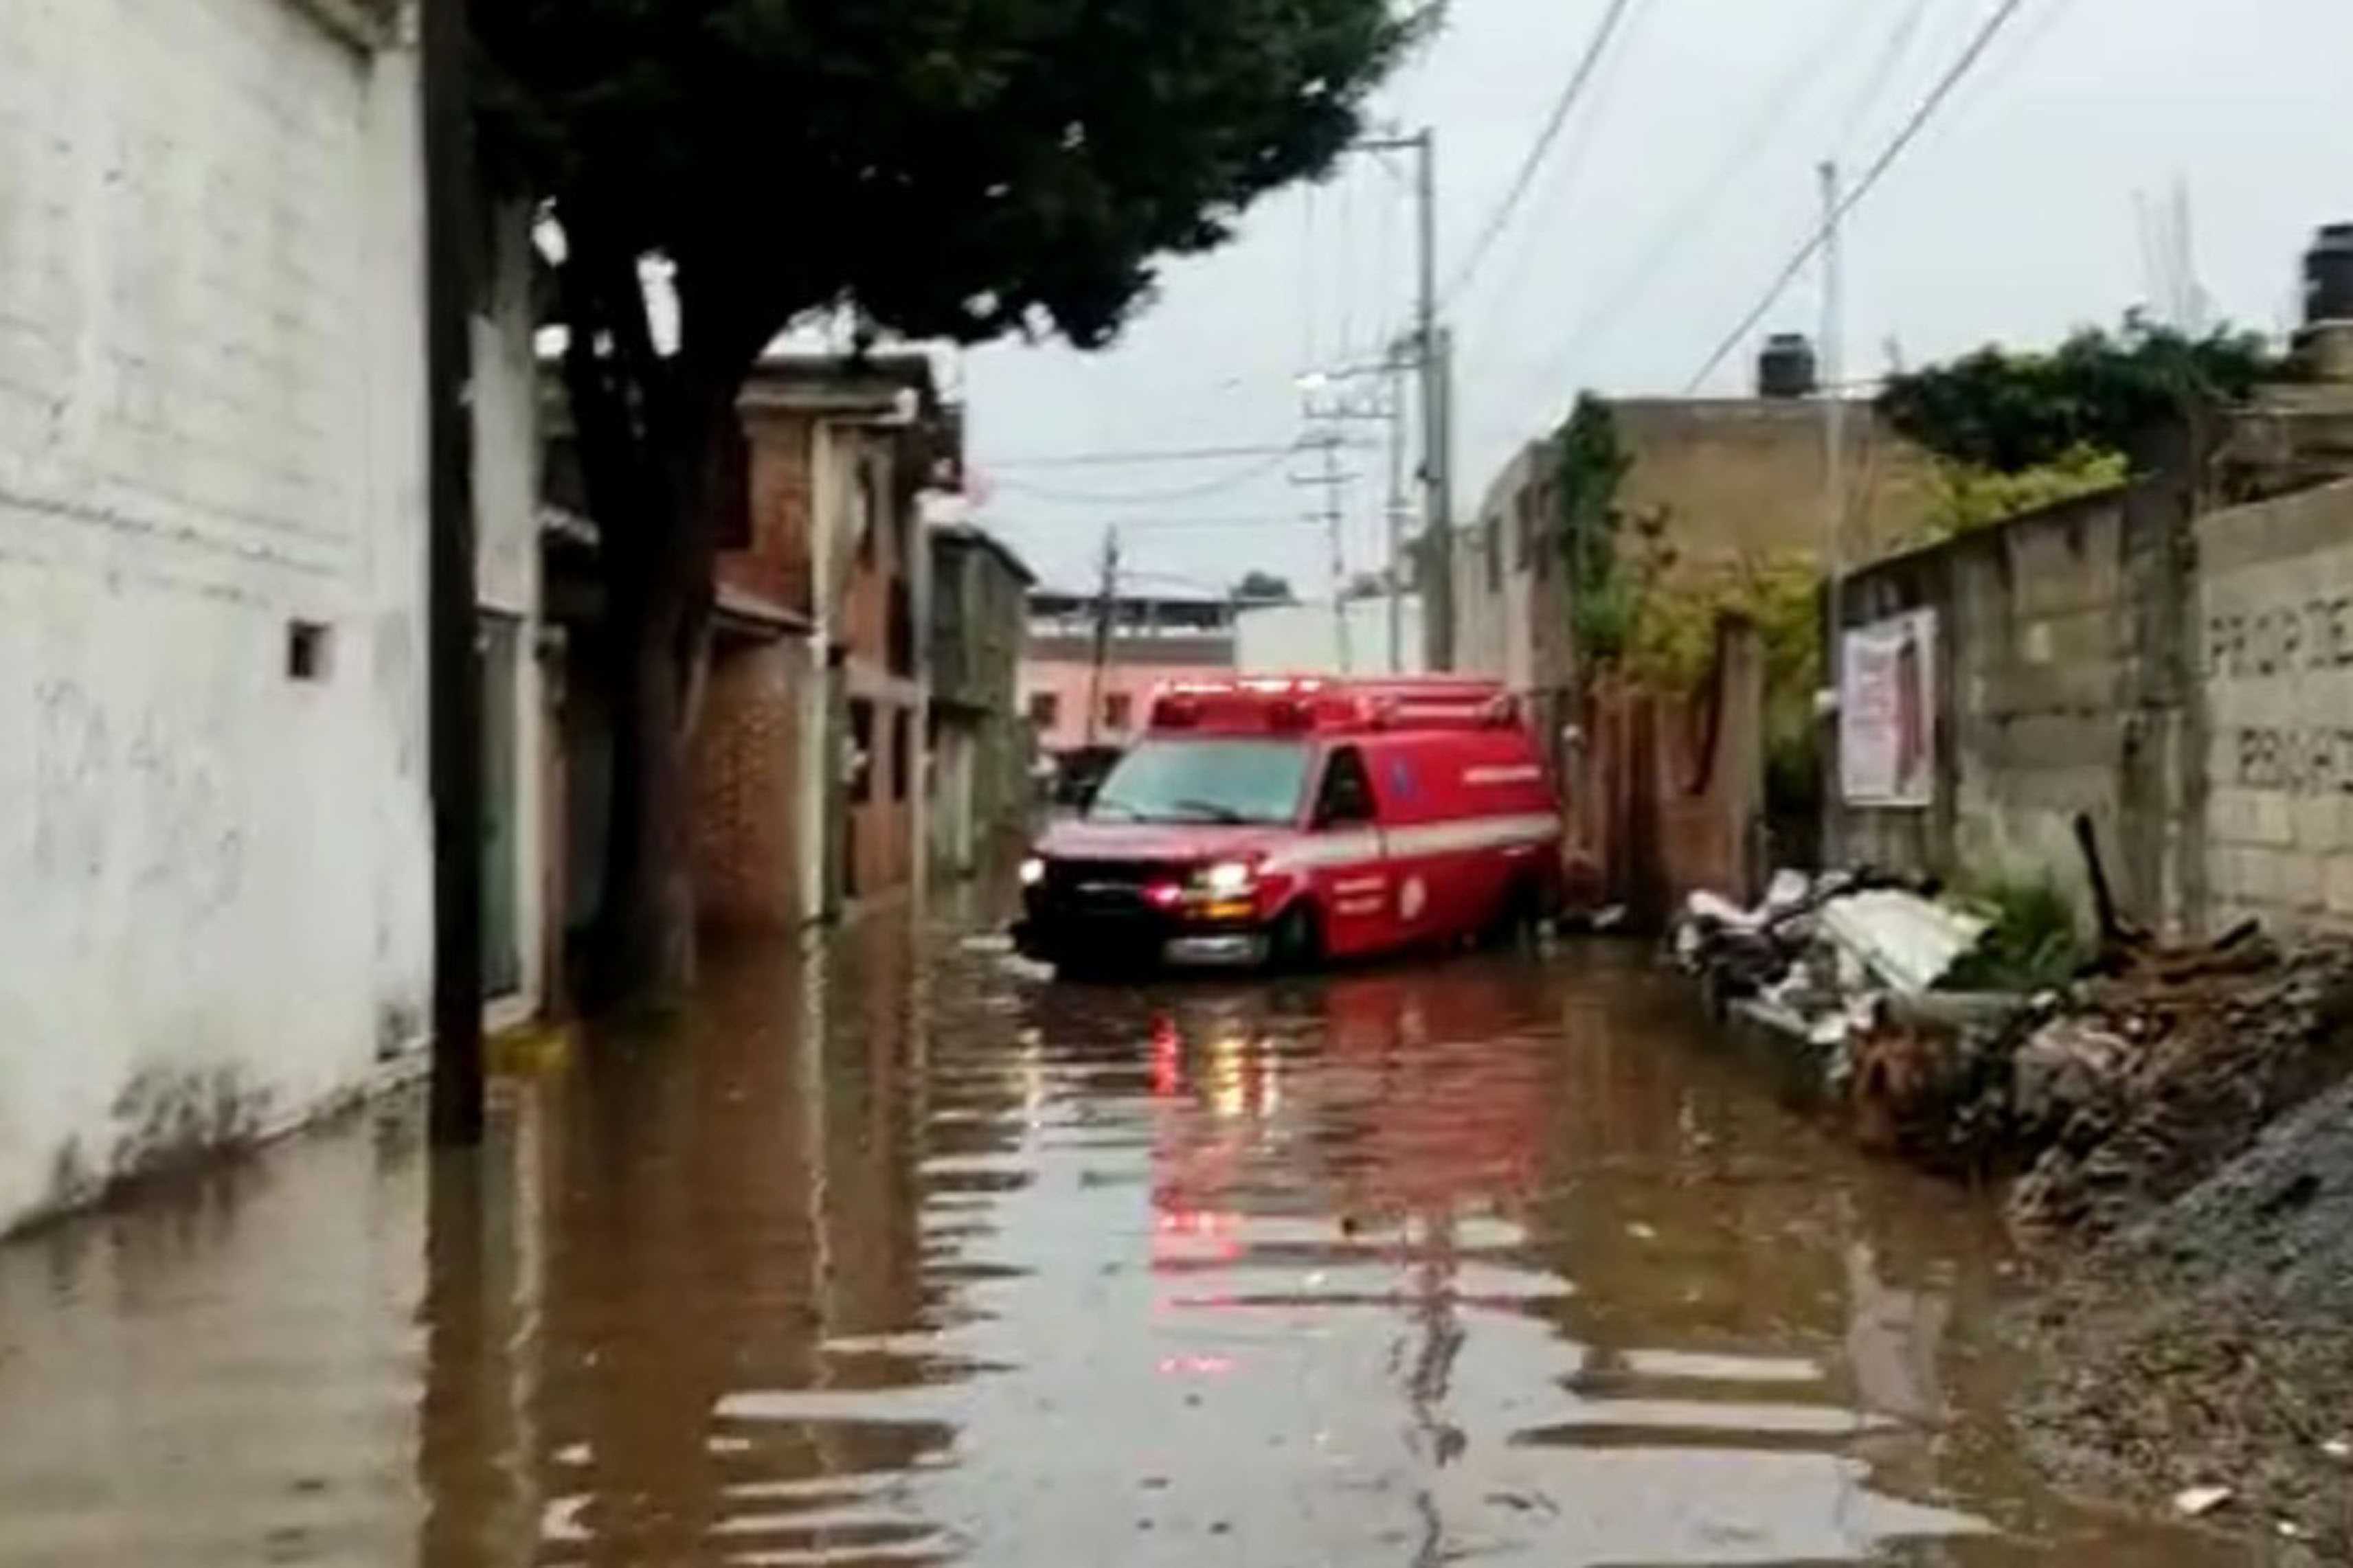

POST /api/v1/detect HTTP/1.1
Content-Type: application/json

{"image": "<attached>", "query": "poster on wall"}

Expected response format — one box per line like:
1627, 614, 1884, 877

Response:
1840, 608, 1937, 808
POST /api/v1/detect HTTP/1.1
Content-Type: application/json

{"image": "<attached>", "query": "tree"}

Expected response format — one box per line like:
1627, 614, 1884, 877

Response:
1233, 571, 1298, 603
476, 0, 1428, 1004
1877, 315, 2280, 474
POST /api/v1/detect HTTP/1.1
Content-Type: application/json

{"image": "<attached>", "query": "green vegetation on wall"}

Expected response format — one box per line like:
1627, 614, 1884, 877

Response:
1879, 313, 2282, 534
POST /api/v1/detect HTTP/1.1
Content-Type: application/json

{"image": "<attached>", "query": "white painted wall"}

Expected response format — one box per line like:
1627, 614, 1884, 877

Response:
473, 212, 547, 1031
1235, 598, 1427, 676
0, 0, 436, 1229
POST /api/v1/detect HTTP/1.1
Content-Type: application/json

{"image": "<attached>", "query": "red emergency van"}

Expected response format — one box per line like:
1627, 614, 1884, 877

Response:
1013, 677, 1562, 973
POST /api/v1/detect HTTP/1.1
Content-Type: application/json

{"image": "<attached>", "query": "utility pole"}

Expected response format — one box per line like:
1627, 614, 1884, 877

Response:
1415, 132, 1452, 671
1819, 159, 1847, 866
1083, 527, 1118, 747
1386, 341, 1410, 672
1344, 128, 1446, 670
1290, 427, 1355, 673
1322, 433, 1352, 673
424, 0, 482, 1146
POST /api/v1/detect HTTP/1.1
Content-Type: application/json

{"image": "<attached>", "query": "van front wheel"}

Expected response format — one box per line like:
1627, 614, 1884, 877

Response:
1268, 903, 1323, 971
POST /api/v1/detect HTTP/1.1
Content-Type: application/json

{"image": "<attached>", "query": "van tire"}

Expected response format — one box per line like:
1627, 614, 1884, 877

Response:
1269, 902, 1323, 971
1483, 878, 1540, 951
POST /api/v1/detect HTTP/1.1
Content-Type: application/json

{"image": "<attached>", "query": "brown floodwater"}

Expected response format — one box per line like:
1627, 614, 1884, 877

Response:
0, 907, 2253, 1566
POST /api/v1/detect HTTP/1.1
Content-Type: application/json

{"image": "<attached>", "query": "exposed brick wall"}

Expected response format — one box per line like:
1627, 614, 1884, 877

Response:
1560, 622, 1762, 921
726, 409, 815, 617
688, 641, 807, 929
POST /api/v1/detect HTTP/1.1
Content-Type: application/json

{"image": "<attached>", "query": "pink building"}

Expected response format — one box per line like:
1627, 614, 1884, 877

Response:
1020, 590, 1237, 753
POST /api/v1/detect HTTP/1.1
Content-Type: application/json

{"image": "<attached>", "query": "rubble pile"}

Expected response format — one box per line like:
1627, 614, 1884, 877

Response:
2008, 936, 2353, 1234
1671, 874, 2353, 1232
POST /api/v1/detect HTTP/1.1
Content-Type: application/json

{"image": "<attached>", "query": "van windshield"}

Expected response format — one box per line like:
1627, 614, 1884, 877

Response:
1086, 738, 1309, 826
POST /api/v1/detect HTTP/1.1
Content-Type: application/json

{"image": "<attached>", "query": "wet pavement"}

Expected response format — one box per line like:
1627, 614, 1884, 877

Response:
0, 909, 2250, 1566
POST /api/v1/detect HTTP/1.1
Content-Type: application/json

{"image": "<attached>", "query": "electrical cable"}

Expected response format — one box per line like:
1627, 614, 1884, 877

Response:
1680, 0, 2034, 395
1439, 0, 1643, 308
1500, 0, 1887, 413
984, 446, 1300, 506
984, 442, 1316, 469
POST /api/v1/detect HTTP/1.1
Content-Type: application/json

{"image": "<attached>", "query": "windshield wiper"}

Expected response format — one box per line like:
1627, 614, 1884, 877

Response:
1086, 798, 1141, 819
1167, 797, 1247, 824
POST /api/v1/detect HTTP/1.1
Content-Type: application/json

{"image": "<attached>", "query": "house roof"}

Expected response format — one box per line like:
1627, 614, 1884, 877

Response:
736, 350, 943, 418
932, 522, 1036, 586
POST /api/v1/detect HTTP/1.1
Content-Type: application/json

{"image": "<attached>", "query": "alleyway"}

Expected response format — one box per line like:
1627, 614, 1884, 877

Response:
0, 918, 2236, 1567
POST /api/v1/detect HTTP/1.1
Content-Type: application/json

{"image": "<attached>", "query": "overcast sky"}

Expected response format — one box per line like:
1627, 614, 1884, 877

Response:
956, 0, 2353, 598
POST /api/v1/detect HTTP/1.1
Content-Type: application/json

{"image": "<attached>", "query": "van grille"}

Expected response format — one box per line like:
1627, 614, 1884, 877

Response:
1040, 858, 1186, 914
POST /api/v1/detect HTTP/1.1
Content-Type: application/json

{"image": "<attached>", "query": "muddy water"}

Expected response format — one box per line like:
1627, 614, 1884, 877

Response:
0, 915, 2245, 1566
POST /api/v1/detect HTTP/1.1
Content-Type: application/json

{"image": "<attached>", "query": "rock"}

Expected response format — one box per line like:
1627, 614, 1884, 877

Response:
2012, 1021, 2132, 1135
2172, 1485, 2233, 1516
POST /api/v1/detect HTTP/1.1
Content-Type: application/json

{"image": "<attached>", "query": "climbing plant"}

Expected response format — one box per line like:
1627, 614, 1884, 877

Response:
1553, 392, 1642, 666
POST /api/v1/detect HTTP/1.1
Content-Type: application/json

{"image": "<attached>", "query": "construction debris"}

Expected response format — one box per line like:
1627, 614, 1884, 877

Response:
1671, 859, 2353, 1227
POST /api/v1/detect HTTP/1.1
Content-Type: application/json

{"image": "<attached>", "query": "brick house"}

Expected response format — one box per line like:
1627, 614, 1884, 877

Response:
733, 352, 948, 917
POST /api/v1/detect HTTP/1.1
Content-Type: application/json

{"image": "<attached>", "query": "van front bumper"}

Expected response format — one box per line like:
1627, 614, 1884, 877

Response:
1012, 913, 1270, 972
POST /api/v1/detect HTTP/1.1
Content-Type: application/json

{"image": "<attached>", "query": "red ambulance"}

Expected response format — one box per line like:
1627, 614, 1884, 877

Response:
1013, 677, 1562, 973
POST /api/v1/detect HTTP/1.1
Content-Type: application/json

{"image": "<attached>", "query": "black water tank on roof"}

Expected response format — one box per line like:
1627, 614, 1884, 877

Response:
1757, 332, 1819, 398
2306, 223, 2353, 324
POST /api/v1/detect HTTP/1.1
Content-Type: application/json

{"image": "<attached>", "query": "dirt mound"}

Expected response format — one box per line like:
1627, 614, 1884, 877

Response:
2016, 1073, 2353, 1557
2007, 942, 2353, 1236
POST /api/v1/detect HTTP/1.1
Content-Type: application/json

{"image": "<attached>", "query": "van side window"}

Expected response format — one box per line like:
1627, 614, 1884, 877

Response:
1315, 746, 1376, 828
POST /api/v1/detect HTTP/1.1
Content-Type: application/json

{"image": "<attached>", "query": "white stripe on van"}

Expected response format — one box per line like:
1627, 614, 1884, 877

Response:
1263, 813, 1559, 874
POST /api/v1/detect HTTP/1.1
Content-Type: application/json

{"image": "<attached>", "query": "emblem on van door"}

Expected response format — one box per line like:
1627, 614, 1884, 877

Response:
1399, 876, 1427, 920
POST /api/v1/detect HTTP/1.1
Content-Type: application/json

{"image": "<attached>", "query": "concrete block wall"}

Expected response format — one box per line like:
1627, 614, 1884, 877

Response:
2196, 477, 2353, 932
0, 0, 434, 1228
1839, 482, 2198, 933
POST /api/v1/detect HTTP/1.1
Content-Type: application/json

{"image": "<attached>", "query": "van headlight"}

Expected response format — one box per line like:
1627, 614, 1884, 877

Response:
1019, 856, 1046, 887
1202, 860, 1254, 896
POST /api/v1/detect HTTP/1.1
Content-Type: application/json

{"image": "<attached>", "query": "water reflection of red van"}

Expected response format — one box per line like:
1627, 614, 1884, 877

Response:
1013, 678, 1562, 973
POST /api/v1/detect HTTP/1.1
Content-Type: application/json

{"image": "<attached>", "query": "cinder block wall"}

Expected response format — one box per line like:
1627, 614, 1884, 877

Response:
2197, 477, 2353, 931
1837, 481, 2199, 935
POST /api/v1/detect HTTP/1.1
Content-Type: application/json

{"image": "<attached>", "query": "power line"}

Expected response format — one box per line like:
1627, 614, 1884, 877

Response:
1439, 0, 1643, 308
985, 446, 1298, 506
1505, 0, 1885, 409
1681, 0, 2035, 396
1832, 0, 1933, 150
984, 441, 1311, 469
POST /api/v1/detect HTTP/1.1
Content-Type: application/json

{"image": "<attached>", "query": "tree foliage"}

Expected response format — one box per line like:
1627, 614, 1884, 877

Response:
1877, 315, 2281, 475
478, 0, 1430, 353
1922, 443, 2130, 538
474, 0, 1430, 1002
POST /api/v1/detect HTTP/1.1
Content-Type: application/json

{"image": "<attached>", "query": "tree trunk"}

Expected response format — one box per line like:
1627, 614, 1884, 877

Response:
594, 532, 700, 1006
553, 224, 780, 1013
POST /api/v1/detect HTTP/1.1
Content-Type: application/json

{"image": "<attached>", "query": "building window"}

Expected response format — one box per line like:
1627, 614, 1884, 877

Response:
890, 707, 911, 802
286, 620, 333, 682
1103, 692, 1132, 731
1484, 516, 1502, 593
848, 700, 875, 804
1028, 692, 1059, 728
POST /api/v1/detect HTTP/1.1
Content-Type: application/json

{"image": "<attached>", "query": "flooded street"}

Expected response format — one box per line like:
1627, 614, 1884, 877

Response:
0, 913, 2242, 1567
